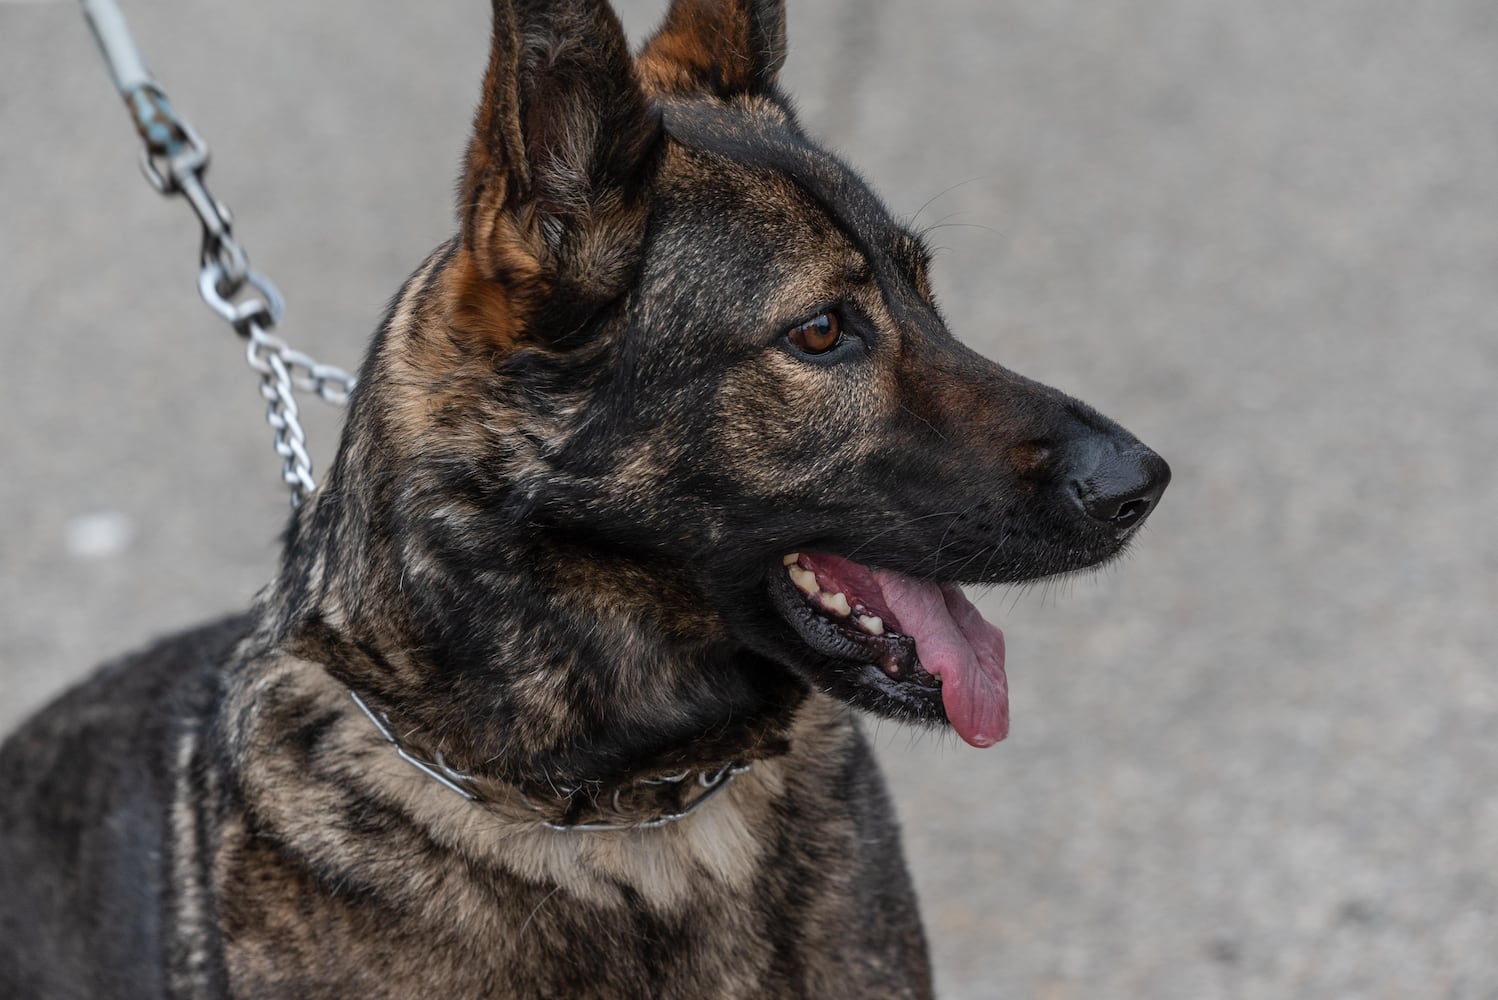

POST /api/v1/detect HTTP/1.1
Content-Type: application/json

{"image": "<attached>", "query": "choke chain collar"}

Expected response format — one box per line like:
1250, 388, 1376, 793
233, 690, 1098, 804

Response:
349, 691, 751, 833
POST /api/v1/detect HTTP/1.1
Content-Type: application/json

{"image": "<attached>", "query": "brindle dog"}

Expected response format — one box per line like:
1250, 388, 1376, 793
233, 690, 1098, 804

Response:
0, 1, 1169, 997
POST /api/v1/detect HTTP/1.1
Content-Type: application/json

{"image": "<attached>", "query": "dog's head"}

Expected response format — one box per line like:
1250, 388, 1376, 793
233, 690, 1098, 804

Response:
296, 0, 1168, 776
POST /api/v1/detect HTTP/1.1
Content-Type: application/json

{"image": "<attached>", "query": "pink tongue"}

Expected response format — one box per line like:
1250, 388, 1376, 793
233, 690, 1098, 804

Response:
871, 572, 1008, 747
797, 555, 1010, 747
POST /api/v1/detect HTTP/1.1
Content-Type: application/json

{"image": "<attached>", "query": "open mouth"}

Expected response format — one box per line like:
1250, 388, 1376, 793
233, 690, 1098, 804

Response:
769, 552, 1009, 748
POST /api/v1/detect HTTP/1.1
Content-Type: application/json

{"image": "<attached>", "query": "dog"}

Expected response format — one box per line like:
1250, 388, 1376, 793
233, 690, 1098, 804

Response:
0, 1, 1169, 996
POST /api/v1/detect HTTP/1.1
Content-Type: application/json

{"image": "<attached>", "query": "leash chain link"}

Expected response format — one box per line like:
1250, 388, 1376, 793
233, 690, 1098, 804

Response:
82, 0, 356, 508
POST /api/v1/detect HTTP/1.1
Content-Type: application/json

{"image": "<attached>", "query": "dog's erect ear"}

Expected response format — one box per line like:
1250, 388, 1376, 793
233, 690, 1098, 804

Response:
637, 0, 788, 99
454, 0, 661, 343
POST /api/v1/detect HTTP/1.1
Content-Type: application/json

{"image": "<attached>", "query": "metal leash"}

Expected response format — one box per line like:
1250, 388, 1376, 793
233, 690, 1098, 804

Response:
80, 0, 356, 508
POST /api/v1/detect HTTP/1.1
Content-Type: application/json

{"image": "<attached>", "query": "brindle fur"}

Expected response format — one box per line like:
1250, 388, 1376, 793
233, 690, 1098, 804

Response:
0, 2, 1168, 997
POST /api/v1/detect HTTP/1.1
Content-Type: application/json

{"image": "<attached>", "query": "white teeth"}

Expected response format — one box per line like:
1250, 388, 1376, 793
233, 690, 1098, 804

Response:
786, 563, 870, 626
821, 592, 852, 617
789, 565, 819, 596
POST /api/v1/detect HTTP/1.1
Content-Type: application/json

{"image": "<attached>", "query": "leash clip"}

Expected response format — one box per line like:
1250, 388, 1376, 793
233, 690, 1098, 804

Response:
79, 0, 359, 509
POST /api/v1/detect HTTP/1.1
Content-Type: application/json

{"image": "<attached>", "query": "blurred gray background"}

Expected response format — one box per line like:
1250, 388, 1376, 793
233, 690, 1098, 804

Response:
3, 0, 1496, 997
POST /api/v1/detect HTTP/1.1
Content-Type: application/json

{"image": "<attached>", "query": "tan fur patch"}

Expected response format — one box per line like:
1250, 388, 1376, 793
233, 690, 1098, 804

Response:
442, 243, 546, 349
638, 0, 787, 101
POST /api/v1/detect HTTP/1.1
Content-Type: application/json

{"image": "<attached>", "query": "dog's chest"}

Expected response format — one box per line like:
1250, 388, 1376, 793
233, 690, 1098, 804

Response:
210, 665, 931, 998
217, 827, 771, 999
213, 782, 926, 1000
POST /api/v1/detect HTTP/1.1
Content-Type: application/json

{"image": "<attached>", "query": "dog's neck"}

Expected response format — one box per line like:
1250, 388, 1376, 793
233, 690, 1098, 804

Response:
219, 638, 859, 922
258, 483, 809, 799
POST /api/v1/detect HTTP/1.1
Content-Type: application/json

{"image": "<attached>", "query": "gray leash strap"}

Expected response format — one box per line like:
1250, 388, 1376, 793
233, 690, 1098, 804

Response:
81, 0, 356, 508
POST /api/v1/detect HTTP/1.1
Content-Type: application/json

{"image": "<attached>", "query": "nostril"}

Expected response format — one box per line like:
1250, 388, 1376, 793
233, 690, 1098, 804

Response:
1110, 495, 1154, 529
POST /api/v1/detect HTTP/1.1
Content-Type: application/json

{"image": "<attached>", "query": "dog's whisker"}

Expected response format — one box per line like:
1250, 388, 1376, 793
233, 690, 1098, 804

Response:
842, 511, 960, 560
905, 174, 995, 230
919, 221, 1000, 236
899, 402, 950, 443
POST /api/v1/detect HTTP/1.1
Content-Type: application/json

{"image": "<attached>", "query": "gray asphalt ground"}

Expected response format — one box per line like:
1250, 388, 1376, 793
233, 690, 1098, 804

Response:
4, 1, 1497, 997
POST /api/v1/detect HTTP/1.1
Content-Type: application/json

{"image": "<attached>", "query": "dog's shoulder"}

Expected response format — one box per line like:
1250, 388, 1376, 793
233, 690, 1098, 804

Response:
2, 612, 250, 771
0, 613, 249, 999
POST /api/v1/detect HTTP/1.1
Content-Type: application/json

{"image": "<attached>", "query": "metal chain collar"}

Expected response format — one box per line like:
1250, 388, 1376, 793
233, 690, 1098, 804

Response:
82, 0, 356, 508
349, 692, 752, 833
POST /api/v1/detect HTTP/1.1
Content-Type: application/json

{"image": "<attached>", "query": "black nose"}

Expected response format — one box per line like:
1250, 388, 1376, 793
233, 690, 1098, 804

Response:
1069, 441, 1171, 534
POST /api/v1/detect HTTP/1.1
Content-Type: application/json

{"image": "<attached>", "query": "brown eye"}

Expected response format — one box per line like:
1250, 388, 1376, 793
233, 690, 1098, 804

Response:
786, 312, 842, 355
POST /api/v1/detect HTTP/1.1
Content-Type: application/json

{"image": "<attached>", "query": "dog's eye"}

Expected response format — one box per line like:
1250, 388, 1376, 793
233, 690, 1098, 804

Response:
786, 313, 842, 356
